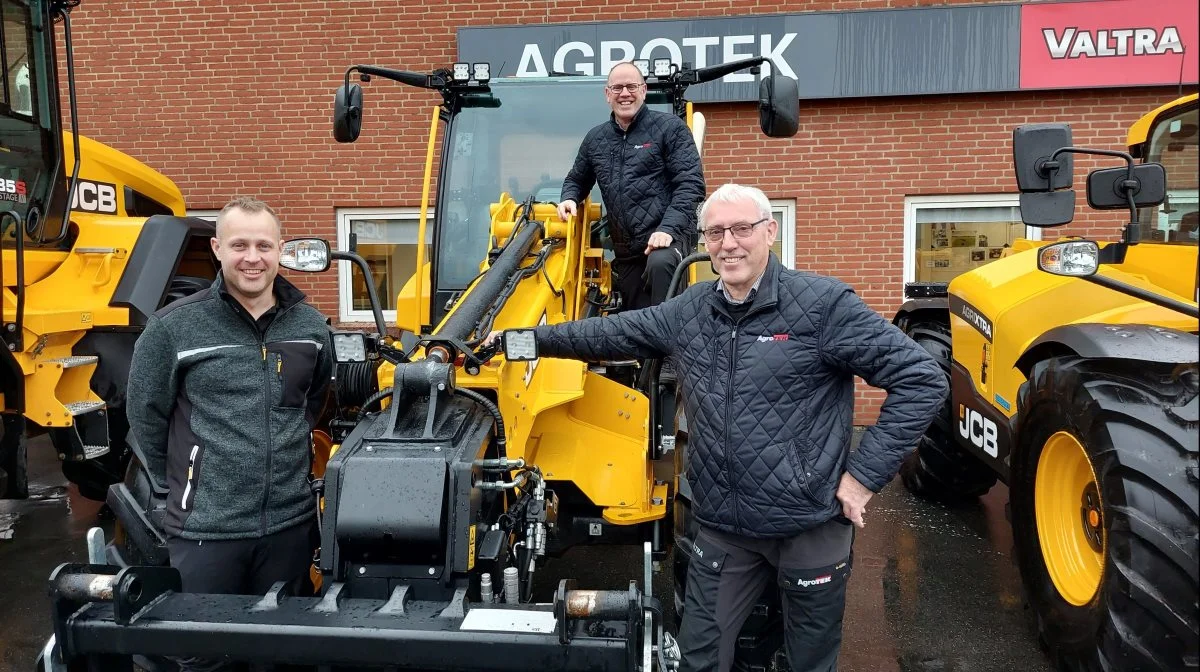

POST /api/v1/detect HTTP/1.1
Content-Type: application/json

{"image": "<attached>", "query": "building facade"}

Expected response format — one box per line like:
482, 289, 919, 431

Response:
63, 0, 1197, 420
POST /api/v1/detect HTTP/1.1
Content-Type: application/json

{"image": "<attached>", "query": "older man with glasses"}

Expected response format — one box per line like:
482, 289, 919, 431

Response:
557, 60, 706, 312
490, 183, 947, 671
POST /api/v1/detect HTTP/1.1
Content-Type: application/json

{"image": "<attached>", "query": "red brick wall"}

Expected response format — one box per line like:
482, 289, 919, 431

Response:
58, 0, 1198, 422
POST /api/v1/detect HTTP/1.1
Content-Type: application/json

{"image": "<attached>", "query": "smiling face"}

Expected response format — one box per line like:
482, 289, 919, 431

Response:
702, 197, 777, 298
605, 62, 646, 128
210, 206, 281, 306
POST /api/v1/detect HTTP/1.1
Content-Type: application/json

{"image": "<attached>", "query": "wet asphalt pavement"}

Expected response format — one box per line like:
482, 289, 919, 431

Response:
0, 434, 1054, 672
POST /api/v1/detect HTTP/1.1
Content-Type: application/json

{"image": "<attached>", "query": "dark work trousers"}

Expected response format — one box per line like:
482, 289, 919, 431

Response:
166, 520, 316, 672
612, 240, 689, 311
677, 518, 855, 672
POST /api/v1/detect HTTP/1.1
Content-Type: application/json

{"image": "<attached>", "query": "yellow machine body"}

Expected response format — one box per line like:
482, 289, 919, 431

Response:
946, 238, 1197, 424
3, 134, 186, 428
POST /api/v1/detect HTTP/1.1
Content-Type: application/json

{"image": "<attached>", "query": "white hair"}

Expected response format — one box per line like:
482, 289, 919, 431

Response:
697, 183, 772, 230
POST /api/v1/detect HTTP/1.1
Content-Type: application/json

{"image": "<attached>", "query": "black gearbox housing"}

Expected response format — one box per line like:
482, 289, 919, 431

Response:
319, 386, 504, 603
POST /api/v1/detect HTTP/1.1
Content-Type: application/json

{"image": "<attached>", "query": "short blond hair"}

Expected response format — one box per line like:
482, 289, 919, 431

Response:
215, 196, 280, 237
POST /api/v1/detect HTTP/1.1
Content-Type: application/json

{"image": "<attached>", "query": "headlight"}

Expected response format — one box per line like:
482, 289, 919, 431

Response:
1037, 241, 1099, 277
502, 329, 539, 361
331, 331, 367, 363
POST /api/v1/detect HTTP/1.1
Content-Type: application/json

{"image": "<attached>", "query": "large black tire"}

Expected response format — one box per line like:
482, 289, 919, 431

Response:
0, 414, 28, 499
898, 319, 998, 501
1013, 356, 1198, 671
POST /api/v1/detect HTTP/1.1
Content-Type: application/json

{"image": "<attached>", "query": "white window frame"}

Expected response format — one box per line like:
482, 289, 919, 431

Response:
770, 198, 796, 267
336, 207, 433, 324
902, 194, 1041, 300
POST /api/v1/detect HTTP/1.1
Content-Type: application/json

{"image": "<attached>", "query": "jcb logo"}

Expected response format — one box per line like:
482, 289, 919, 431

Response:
71, 180, 118, 214
959, 404, 998, 458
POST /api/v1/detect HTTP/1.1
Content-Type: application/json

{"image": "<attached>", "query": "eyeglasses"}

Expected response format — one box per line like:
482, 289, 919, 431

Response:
702, 218, 768, 244
606, 83, 644, 93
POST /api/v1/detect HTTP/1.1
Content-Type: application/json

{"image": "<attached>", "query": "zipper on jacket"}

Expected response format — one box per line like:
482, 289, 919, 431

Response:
226, 296, 303, 537
260, 347, 272, 535
724, 322, 740, 528
613, 131, 627, 230
180, 444, 200, 511
257, 301, 301, 537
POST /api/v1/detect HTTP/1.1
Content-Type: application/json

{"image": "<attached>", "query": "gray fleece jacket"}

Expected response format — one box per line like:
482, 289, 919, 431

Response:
126, 274, 333, 540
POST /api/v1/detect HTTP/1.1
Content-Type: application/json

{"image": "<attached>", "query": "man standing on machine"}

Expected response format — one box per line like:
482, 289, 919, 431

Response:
557, 61, 706, 311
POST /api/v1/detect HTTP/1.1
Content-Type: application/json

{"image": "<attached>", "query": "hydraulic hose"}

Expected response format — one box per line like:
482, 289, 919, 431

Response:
335, 360, 378, 409
355, 387, 394, 422
453, 387, 507, 459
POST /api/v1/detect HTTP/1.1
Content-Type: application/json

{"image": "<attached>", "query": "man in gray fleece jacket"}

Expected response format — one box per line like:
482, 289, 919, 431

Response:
127, 198, 332, 661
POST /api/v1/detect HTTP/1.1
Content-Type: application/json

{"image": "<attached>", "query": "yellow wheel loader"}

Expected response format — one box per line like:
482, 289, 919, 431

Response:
39, 60, 799, 670
2, 0, 217, 502
892, 94, 1198, 670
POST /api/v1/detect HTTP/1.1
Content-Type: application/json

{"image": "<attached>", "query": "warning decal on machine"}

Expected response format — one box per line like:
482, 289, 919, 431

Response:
459, 608, 558, 633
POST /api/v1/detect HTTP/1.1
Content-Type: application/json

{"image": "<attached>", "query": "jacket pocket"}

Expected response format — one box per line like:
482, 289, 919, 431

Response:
785, 440, 825, 505
180, 444, 201, 512
269, 340, 320, 409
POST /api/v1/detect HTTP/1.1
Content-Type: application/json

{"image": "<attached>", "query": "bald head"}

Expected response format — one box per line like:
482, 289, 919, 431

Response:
605, 62, 647, 129
607, 61, 645, 86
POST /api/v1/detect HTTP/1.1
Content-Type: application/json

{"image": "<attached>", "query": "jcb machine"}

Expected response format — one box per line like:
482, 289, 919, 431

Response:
893, 94, 1198, 670
2, 0, 216, 501
39, 60, 799, 669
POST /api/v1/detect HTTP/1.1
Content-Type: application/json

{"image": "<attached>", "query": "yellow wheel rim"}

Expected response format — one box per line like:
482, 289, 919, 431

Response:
1035, 431, 1105, 606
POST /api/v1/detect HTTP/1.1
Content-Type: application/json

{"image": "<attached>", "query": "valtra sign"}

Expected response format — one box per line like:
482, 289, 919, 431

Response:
1020, 0, 1198, 89
458, 0, 1198, 103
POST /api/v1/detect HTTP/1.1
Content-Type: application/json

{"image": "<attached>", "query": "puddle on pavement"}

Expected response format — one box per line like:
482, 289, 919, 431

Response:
0, 512, 16, 539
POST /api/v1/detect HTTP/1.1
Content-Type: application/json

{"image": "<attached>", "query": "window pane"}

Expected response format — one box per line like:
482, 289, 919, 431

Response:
914, 205, 1023, 283
347, 218, 429, 312
2, 0, 35, 117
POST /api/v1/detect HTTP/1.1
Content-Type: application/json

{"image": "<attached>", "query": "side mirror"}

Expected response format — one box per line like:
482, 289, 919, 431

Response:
333, 83, 363, 143
1037, 240, 1099, 277
758, 73, 799, 138
1086, 163, 1166, 210
502, 329, 539, 361
280, 238, 331, 272
1013, 123, 1075, 227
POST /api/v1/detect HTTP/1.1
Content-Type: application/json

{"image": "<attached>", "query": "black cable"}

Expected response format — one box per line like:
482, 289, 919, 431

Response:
540, 240, 565, 297
355, 386, 394, 422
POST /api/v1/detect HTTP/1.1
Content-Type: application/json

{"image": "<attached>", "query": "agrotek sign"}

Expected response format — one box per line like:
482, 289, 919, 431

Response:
458, 0, 1197, 103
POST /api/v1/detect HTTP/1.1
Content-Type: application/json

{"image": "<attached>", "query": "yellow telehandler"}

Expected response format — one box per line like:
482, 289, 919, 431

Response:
2, 0, 217, 502
892, 93, 1198, 670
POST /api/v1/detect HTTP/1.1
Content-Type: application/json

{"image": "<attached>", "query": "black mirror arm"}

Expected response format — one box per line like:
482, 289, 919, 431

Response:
1046, 146, 1143, 241
346, 64, 446, 91
331, 250, 388, 340
685, 57, 766, 85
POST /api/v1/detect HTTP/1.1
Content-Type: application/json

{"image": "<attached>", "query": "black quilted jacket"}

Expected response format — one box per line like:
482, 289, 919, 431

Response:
534, 255, 948, 538
560, 106, 704, 261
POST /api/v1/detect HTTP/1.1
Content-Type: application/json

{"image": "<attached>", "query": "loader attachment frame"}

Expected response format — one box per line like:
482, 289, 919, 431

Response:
42, 564, 659, 672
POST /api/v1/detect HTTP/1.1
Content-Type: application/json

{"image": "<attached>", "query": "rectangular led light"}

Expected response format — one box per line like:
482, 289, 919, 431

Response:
332, 331, 367, 363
